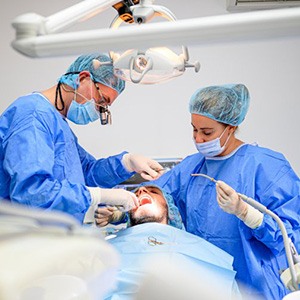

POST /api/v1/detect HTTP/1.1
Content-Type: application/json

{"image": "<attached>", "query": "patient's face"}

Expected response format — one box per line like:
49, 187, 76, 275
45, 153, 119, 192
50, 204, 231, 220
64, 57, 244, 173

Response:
129, 186, 168, 226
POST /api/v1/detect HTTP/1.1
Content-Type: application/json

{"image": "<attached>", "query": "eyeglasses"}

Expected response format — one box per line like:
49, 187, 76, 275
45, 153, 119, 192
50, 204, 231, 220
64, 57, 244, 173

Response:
93, 82, 110, 108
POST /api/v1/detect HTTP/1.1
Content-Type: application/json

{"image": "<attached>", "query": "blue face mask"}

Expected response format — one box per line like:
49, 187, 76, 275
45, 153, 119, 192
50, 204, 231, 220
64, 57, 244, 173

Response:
194, 126, 231, 157
67, 99, 99, 125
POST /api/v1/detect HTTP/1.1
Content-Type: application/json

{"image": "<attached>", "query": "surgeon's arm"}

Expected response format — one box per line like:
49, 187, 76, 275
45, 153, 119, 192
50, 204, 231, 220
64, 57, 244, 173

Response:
77, 142, 134, 188
121, 153, 164, 180
83, 187, 138, 223
78, 144, 164, 187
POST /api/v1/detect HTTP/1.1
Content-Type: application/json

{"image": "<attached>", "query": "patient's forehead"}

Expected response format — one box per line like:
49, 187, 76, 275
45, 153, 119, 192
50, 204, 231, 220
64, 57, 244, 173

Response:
135, 186, 162, 194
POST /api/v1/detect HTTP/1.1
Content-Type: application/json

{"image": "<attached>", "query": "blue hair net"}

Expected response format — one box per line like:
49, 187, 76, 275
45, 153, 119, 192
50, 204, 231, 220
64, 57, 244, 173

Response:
134, 184, 184, 230
58, 53, 125, 95
189, 84, 250, 126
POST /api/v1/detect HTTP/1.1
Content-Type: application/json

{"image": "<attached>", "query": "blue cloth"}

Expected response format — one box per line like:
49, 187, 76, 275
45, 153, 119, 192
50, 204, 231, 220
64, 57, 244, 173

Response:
0, 93, 133, 222
104, 223, 240, 300
150, 144, 300, 300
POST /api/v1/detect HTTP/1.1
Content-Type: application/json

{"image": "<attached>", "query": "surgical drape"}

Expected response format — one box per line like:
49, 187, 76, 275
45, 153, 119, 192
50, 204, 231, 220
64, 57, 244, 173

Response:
105, 223, 240, 300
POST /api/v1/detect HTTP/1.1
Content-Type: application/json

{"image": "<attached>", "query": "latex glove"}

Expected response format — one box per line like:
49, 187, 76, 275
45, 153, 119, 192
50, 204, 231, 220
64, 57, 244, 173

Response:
122, 153, 164, 180
88, 187, 139, 212
216, 180, 263, 229
216, 180, 247, 217
94, 206, 125, 227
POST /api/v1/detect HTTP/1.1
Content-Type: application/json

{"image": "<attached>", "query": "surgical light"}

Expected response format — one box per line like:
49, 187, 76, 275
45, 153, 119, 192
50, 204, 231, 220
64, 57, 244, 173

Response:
111, 47, 199, 84
109, 0, 200, 84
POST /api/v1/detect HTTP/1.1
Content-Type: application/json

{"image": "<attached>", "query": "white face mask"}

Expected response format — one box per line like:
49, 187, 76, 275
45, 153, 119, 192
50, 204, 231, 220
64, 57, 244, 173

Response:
194, 126, 231, 157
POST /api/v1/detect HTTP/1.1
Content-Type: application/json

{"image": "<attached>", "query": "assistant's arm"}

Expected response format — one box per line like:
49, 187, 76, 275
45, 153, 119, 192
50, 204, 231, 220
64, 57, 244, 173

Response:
251, 167, 300, 253
216, 167, 300, 254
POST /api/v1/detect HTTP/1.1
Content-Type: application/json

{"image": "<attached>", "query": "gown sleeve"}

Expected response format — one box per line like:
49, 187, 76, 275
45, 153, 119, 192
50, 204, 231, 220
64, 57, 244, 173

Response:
2, 105, 133, 222
76, 143, 134, 188
250, 163, 300, 254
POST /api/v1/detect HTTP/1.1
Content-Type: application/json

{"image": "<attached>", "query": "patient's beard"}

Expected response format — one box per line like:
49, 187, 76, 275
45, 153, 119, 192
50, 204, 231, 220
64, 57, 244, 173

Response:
129, 214, 166, 226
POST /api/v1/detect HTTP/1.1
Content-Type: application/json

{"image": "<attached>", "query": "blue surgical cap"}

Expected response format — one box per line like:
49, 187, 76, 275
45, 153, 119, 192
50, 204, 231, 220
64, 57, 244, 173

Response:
189, 84, 250, 126
58, 53, 125, 95
134, 184, 184, 230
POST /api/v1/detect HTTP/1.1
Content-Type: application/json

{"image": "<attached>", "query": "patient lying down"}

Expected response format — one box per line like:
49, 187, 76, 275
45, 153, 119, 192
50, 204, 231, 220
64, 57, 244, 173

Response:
102, 185, 242, 300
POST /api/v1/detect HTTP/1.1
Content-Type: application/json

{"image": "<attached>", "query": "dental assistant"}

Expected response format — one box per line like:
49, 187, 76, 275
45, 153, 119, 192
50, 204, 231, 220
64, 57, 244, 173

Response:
0, 53, 163, 223
150, 84, 300, 299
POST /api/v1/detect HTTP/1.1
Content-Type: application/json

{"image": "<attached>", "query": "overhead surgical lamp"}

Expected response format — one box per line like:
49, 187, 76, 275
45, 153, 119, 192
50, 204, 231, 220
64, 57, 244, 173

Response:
109, 0, 200, 84
111, 46, 199, 84
11, 0, 200, 84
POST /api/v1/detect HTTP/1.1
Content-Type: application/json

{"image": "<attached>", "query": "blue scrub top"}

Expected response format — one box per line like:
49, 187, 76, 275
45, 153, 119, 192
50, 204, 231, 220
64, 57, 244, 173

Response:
0, 93, 133, 222
105, 223, 240, 300
151, 144, 300, 299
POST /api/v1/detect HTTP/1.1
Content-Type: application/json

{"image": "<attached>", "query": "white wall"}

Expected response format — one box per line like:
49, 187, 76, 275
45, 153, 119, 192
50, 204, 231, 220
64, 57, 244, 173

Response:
1, 0, 300, 175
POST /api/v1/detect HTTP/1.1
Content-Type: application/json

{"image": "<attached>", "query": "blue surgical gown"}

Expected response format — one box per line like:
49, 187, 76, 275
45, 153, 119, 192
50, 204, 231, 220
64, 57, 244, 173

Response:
0, 93, 133, 222
151, 144, 300, 299
105, 223, 240, 300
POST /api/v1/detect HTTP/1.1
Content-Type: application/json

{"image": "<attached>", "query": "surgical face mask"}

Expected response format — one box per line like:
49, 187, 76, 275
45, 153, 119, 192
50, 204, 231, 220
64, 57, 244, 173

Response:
66, 80, 100, 125
67, 99, 100, 125
194, 126, 231, 157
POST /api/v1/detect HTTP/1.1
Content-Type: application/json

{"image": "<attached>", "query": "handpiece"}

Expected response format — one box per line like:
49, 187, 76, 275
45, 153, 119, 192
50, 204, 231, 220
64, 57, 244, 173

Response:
191, 173, 217, 183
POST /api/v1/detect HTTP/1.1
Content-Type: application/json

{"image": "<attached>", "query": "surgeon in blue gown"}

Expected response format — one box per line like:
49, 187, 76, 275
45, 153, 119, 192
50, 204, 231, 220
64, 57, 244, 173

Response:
148, 84, 300, 299
103, 185, 241, 300
0, 53, 163, 223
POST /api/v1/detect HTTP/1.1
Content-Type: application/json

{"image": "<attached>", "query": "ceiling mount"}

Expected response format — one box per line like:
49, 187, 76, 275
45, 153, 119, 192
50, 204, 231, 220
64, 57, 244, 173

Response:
227, 0, 300, 11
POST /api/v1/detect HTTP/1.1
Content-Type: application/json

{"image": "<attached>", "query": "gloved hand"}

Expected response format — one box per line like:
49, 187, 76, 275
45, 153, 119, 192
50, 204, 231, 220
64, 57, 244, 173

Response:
87, 187, 139, 212
216, 180, 247, 217
94, 206, 125, 227
122, 153, 164, 180
216, 180, 263, 229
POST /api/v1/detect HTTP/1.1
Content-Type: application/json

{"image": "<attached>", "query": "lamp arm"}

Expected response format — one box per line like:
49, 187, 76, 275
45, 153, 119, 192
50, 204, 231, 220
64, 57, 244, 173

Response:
45, 0, 121, 34
12, 0, 120, 38
238, 193, 299, 291
142, 5, 177, 22
11, 7, 300, 58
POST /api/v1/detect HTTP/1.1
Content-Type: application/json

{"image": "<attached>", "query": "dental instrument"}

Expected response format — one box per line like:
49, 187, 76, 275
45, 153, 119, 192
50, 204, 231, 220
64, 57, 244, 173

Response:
191, 173, 217, 183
